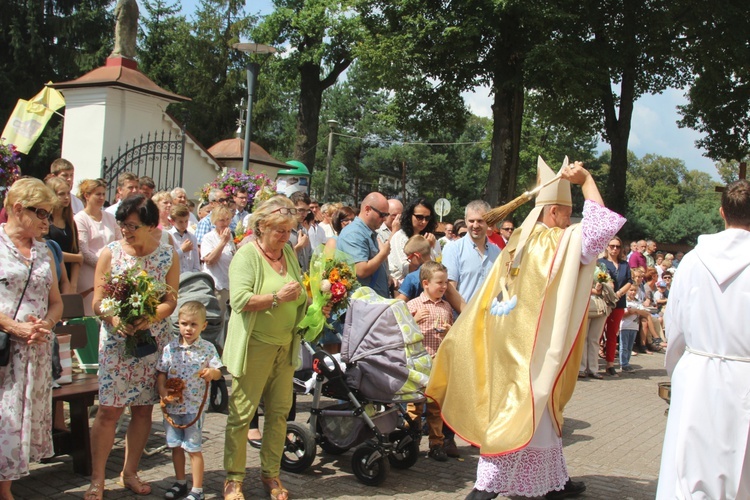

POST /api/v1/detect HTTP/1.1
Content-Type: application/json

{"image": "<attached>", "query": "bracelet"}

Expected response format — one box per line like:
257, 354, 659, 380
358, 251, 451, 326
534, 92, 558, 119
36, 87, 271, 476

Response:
271, 292, 279, 309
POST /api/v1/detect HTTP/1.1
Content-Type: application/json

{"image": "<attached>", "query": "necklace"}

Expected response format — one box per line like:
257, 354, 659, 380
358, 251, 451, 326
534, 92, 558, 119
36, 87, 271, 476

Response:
256, 241, 283, 262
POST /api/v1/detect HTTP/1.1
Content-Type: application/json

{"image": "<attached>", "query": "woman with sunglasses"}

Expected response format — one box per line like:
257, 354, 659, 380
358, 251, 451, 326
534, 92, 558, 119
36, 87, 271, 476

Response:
388, 197, 441, 285
74, 179, 122, 316
0, 178, 63, 499
85, 195, 179, 500
598, 236, 632, 376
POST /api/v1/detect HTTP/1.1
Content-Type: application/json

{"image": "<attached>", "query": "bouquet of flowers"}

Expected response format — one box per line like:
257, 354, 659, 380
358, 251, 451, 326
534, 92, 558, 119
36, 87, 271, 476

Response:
595, 263, 613, 284
233, 219, 253, 245
198, 169, 276, 210
298, 249, 360, 343
0, 139, 21, 205
98, 267, 172, 358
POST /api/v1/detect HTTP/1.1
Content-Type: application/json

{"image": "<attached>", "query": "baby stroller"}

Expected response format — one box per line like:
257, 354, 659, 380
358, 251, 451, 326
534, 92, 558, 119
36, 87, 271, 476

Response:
170, 272, 228, 412
280, 287, 432, 485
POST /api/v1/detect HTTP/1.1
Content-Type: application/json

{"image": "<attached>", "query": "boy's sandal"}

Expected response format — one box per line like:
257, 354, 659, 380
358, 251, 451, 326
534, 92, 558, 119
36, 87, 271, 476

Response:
261, 476, 289, 500
84, 482, 104, 500
165, 482, 188, 500
117, 473, 152, 495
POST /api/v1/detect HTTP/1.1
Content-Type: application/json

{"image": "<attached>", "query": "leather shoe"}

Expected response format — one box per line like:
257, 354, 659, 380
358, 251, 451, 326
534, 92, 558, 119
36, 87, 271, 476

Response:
443, 437, 460, 458
545, 478, 586, 499
465, 488, 499, 500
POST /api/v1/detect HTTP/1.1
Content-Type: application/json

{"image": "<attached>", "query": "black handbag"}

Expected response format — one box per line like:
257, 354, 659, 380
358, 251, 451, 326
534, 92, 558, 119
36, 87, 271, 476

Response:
0, 261, 35, 367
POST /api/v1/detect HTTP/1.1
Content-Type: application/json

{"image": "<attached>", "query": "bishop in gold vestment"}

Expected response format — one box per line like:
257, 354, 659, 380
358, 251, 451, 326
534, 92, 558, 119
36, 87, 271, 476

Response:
426, 159, 625, 499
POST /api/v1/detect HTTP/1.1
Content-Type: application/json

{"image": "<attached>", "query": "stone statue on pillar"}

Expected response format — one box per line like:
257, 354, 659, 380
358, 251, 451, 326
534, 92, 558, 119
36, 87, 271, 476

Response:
111, 0, 139, 59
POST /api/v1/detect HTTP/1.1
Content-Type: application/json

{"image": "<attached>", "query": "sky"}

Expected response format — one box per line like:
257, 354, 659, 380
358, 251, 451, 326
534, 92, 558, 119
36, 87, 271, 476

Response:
179, 0, 719, 180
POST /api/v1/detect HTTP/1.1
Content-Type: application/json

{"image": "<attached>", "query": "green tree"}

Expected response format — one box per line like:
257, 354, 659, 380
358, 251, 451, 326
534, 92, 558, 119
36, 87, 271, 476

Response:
527, 0, 690, 215
357, 0, 565, 206
1, 0, 113, 177
253, 0, 361, 174
138, 0, 190, 94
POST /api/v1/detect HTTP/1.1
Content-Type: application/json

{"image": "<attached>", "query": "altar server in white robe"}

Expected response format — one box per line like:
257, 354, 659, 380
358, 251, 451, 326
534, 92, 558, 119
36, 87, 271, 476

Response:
657, 179, 750, 500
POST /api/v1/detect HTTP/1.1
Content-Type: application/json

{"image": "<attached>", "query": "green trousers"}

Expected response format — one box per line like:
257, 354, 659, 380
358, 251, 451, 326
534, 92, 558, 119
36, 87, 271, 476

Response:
224, 337, 294, 480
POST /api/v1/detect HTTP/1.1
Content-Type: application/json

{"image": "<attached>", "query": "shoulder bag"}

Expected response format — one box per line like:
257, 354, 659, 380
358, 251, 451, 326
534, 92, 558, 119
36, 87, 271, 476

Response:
0, 261, 35, 366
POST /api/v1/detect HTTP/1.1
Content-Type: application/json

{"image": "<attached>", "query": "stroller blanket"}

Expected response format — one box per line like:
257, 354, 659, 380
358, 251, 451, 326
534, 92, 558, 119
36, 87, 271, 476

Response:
342, 287, 431, 402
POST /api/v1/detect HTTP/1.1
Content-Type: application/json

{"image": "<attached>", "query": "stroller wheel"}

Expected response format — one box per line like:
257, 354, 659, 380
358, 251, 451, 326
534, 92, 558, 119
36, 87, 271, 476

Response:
387, 430, 420, 469
351, 443, 390, 486
280, 421, 316, 473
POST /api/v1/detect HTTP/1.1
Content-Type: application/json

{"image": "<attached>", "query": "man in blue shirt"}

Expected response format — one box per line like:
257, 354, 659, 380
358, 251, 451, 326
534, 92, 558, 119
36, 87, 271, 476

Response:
442, 200, 501, 303
337, 192, 392, 298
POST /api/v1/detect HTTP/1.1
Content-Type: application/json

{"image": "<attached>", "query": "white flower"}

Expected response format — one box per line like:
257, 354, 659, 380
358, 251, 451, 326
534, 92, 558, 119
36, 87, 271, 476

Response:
320, 279, 332, 293
129, 293, 143, 308
99, 298, 120, 316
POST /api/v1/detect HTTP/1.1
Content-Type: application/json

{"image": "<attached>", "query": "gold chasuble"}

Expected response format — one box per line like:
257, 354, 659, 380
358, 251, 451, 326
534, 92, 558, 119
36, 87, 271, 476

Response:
426, 221, 595, 456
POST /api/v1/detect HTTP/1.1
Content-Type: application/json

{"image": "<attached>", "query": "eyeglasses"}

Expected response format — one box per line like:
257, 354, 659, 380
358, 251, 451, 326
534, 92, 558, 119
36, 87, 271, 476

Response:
117, 221, 144, 232
271, 208, 298, 215
217, 198, 231, 204
664, 276, 672, 280
25, 206, 51, 220
412, 214, 430, 222
501, 227, 514, 232
608, 244, 621, 249
367, 206, 390, 218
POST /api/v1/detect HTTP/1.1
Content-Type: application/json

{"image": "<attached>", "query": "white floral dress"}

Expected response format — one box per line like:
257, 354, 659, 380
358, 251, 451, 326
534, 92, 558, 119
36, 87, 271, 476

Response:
98, 241, 175, 407
0, 225, 54, 481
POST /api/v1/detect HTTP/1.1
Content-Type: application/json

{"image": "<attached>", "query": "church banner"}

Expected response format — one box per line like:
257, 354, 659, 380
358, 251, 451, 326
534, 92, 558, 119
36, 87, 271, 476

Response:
1, 84, 65, 154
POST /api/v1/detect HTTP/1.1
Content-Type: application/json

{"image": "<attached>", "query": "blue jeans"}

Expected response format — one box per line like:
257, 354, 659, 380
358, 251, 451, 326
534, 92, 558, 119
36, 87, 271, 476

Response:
619, 329, 638, 368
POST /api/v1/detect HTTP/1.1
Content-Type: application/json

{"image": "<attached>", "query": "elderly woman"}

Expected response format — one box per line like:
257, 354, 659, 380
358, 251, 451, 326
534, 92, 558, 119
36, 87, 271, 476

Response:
200, 205, 236, 349
75, 179, 121, 315
223, 196, 307, 500
0, 178, 63, 498
388, 197, 441, 284
85, 195, 179, 500
151, 191, 174, 230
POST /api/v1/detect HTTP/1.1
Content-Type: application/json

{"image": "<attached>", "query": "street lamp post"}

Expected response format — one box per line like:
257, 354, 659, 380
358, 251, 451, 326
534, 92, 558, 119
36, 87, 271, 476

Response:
324, 119, 338, 201
232, 43, 277, 172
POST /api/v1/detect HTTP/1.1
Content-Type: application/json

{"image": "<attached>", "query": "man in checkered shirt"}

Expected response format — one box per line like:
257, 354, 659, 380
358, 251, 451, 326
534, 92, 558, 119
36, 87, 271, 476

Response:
406, 261, 454, 462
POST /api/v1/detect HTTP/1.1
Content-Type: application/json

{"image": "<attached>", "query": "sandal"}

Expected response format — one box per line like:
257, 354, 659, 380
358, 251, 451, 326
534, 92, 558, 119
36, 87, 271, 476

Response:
223, 480, 245, 500
588, 371, 603, 380
118, 473, 151, 496
84, 482, 104, 500
261, 476, 289, 500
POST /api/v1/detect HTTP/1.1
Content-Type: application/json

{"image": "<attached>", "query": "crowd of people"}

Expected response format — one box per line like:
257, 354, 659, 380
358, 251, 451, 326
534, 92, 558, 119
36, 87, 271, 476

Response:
0, 154, 746, 500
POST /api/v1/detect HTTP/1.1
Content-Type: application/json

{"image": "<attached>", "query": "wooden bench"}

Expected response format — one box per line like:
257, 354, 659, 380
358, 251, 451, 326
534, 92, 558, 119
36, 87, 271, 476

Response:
51, 294, 99, 475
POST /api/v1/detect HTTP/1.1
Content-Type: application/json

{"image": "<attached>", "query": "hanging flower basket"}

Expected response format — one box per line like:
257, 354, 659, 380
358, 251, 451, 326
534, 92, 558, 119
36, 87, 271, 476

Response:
199, 169, 276, 211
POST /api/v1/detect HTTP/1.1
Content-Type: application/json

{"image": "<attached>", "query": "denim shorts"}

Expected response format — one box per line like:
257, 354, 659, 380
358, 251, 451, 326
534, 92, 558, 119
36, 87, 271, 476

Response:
165, 413, 205, 452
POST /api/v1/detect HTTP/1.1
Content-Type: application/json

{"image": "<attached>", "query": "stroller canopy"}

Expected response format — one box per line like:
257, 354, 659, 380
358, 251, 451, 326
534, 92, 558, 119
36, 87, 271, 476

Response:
342, 287, 431, 402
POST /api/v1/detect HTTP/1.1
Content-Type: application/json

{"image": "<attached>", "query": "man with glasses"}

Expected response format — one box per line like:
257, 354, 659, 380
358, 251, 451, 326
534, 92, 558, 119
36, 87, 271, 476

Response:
337, 192, 392, 298
195, 189, 231, 246
488, 219, 514, 250
231, 187, 250, 230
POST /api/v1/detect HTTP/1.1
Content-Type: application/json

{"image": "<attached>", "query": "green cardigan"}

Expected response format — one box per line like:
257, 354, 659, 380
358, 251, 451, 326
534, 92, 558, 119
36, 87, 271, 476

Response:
222, 242, 307, 377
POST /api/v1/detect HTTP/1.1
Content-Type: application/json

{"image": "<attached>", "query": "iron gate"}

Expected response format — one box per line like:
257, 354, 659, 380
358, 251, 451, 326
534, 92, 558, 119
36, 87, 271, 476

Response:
101, 129, 186, 201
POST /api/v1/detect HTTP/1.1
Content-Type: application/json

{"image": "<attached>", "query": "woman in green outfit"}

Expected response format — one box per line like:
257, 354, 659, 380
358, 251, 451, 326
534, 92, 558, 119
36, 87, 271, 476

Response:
222, 196, 307, 500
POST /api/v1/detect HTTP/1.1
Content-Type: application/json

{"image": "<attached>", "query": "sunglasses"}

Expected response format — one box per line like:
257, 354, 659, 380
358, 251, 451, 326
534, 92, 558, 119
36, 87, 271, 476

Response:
412, 214, 431, 222
501, 227, 514, 232
271, 207, 299, 215
368, 206, 390, 218
117, 221, 144, 232
25, 206, 51, 220
608, 244, 621, 249
217, 198, 231, 204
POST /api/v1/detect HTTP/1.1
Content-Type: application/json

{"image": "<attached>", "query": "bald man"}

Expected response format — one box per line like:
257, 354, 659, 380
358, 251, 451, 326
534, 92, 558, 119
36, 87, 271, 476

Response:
337, 192, 392, 297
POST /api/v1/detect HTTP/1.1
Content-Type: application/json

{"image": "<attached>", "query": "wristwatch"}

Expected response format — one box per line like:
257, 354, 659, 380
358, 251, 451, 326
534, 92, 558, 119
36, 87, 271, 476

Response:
271, 291, 279, 309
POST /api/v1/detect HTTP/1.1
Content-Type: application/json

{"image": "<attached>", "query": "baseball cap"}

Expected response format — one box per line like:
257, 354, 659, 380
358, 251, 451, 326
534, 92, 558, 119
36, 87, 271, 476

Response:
657, 280, 667, 287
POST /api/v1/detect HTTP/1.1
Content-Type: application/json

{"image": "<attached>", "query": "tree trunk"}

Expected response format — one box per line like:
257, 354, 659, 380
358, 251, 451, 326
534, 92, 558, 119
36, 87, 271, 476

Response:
487, 84, 524, 206
294, 62, 323, 173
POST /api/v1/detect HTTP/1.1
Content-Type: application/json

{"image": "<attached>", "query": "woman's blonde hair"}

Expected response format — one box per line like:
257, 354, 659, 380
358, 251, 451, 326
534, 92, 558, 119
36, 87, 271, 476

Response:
151, 191, 172, 206
249, 196, 296, 237
4, 177, 57, 211
210, 205, 234, 224
45, 176, 79, 253
77, 179, 107, 205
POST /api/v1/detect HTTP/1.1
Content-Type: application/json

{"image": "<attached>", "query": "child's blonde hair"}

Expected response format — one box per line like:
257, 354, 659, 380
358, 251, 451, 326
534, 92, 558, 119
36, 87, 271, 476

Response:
404, 234, 431, 258
179, 301, 207, 324
420, 261, 447, 283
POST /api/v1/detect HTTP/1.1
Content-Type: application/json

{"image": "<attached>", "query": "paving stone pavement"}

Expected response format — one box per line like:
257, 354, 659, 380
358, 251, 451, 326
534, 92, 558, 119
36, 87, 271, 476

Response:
23, 352, 669, 499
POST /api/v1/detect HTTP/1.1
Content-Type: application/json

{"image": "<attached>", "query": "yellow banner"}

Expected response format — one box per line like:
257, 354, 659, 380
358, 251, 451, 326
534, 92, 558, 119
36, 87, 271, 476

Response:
1, 84, 65, 154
